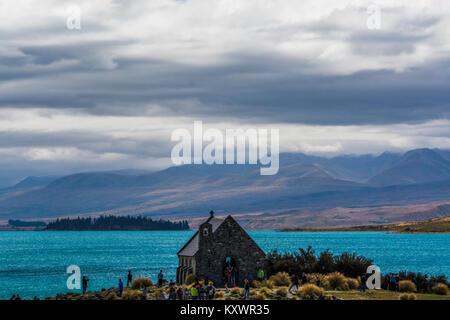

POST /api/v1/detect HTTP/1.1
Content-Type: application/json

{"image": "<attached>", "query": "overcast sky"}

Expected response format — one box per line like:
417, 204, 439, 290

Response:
0, 0, 450, 186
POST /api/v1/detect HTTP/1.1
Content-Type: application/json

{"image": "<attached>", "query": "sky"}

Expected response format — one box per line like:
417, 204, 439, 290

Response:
0, 0, 450, 186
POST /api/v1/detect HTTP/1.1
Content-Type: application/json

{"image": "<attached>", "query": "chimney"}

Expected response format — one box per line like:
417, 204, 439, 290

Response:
209, 210, 214, 217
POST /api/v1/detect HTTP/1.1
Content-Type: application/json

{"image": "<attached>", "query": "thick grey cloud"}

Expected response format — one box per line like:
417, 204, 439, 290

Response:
0, 0, 449, 186
0, 1, 448, 125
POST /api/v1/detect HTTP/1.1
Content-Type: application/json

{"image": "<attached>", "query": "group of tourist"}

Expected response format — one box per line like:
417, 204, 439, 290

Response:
73, 267, 407, 300
224, 262, 237, 287
288, 272, 313, 294
80, 269, 167, 299
168, 279, 216, 300
384, 273, 400, 291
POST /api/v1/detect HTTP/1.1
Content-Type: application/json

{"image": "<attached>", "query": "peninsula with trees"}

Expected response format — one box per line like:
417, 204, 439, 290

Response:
44, 215, 189, 231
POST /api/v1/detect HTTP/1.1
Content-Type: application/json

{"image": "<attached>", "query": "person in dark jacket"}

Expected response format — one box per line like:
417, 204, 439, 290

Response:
127, 270, 133, 287
82, 276, 89, 294
289, 274, 299, 294
118, 278, 124, 297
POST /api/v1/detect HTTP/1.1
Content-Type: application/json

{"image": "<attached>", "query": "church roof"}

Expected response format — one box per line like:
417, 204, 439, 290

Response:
177, 215, 224, 257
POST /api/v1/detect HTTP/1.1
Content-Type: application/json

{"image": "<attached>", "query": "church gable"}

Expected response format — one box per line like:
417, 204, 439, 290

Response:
209, 216, 265, 256
177, 212, 266, 286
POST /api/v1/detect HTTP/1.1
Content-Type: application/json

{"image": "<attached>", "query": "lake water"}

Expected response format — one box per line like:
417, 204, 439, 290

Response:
0, 231, 449, 299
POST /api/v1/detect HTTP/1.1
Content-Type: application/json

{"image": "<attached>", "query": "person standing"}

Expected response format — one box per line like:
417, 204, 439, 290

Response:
191, 284, 199, 300
127, 270, 133, 287
243, 279, 250, 299
230, 266, 236, 287
225, 264, 232, 286
82, 276, 89, 295
257, 268, 265, 281
142, 287, 148, 300
289, 274, 299, 294
158, 270, 164, 287
118, 278, 124, 297
177, 287, 184, 300
301, 272, 308, 285
389, 273, 395, 291
360, 274, 367, 292
384, 274, 390, 290
394, 274, 400, 291
208, 285, 215, 300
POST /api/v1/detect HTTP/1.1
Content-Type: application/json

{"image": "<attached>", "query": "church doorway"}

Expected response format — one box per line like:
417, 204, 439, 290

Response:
223, 256, 238, 287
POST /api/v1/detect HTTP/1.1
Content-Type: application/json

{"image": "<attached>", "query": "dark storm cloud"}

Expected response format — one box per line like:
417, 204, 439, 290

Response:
0, 1, 448, 125
0, 0, 449, 187
1, 48, 449, 125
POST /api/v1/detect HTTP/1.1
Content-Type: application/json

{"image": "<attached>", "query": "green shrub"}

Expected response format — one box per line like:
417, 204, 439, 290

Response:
297, 284, 324, 300
408, 294, 416, 300
397, 272, 449, 293
399, 280, 417, 292
307, 273, 330, 289
269, 272, 291, 286
275, 287, 288, 297
432, 283, 449, 295
326, 272, 349, 291
333, 252, 373, 278
251, 280, 261, 288
185, 274, 199, 285
131, 277, 153, 289
265, 247, 373, 278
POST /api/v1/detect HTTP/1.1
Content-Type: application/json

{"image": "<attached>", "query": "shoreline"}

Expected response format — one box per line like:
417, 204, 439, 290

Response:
279, 216, 450, 234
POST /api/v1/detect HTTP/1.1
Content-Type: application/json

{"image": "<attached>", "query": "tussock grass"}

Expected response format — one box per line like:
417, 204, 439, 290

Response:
275, 287, 288, 297
399, 280, 417, 292
122, 289, 141, 300
297, 284, 324, 300
345, 278, 360, 290
185, 274, 199, 285
326, 272, 349, 291
432, 283, 449, 295
251, 293, 266, 300
260, 287, 272, 295
131, 277, 153, 289
260, 279, 274, 289
269, 272, 291, 286
230, 287, 242, 296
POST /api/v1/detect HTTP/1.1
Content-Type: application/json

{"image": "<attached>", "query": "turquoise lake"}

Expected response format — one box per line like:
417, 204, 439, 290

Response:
0, 231, 448, 299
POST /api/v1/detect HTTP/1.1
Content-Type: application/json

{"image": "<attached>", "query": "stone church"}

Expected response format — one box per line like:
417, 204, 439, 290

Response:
176, 211, 266, 286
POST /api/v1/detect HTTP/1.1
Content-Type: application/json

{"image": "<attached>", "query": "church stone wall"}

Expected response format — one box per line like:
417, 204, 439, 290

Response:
195, 216, 265, 287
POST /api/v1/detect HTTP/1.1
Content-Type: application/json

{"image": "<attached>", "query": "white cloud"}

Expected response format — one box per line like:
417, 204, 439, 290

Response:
0, 1, 449, 182
1, 0, 449, 74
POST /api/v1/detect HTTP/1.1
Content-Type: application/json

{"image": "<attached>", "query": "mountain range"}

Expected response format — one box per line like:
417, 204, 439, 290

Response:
0, 148, 449, 229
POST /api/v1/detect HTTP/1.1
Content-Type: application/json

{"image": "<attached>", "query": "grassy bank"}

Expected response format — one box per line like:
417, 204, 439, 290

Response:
36, 273, 449, 301
280, 216, 450, 233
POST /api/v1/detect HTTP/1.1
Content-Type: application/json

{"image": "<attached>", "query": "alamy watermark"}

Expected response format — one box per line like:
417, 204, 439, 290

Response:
66, 265, 81, 290
366, 265, 381, 289
66, 5, 81, 30
366, 3, 381, 30
171, 121, 279, 175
